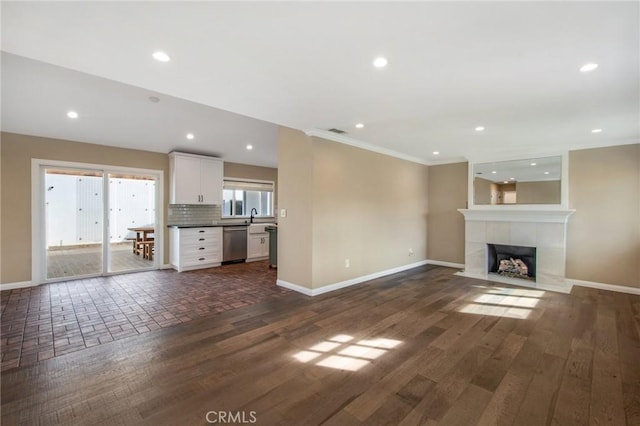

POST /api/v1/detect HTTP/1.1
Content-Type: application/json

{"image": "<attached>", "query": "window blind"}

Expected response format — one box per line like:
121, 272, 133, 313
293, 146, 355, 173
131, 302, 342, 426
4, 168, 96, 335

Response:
223, 179, 274, 192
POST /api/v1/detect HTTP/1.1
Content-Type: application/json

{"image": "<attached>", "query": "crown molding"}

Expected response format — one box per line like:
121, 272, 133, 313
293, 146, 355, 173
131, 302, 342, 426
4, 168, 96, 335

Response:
304, 129, 431, 165
427, 157, 469, 166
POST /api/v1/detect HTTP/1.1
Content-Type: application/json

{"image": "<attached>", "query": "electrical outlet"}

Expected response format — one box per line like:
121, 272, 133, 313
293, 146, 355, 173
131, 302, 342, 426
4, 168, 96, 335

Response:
280, 208, 287, 218
409, 248, 414, 256
345, 259, 350, 268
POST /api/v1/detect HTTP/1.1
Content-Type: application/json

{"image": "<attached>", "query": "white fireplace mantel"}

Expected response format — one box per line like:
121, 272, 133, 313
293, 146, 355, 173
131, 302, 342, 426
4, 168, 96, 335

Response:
458, 208, 575, 224
457, 208, 575, 293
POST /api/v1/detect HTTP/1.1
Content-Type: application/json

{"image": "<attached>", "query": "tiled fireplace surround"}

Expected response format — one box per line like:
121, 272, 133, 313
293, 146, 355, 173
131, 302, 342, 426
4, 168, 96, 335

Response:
457, 209, 575, 293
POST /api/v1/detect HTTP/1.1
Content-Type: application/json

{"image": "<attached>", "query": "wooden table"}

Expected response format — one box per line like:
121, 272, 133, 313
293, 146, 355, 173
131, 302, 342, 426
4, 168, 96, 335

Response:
128, 226, 155, 260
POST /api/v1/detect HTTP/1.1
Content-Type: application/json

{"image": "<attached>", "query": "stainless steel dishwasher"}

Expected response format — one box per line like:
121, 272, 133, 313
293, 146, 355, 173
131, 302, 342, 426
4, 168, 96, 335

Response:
222, 226, 247, 263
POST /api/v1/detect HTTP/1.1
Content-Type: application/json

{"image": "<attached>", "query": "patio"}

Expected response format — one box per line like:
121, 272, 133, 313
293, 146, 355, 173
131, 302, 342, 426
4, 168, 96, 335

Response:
47, 242, 153, 279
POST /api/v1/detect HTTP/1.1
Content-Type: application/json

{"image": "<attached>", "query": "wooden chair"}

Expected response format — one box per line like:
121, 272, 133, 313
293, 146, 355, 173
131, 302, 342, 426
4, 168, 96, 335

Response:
140, 240, 154, 260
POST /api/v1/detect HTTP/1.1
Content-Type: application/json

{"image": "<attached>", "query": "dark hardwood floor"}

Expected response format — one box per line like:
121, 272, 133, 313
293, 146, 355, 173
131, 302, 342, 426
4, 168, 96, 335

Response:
1, 265, 639, 425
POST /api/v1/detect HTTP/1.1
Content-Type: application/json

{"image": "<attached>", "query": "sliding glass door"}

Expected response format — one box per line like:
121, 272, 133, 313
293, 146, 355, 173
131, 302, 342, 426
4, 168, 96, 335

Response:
45, 168, 104, 279
108, 173, 156, 273
39, 163, 160, 282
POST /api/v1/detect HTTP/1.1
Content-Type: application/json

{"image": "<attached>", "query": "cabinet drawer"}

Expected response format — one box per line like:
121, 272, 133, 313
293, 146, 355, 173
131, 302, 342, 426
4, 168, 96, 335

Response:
181, 243, 215, 254
180, 228, 218, 237
180, 245, 217, 257
180, 229, 221, 245
180, 236, 217, 248
182, 251, 221, 265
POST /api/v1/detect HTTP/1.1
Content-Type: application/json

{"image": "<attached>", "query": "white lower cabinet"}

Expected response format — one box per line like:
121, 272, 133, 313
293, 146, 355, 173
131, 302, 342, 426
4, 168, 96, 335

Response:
247, 233, 269, 261
170, 227, 222, 272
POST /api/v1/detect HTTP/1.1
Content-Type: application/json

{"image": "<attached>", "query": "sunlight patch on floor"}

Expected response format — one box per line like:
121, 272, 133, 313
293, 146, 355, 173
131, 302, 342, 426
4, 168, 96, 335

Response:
460, 287, 546, 319
316, 355, 370, 371
293, 334, 403, 371
474, 294, 540, 308
459, 303, 532, 319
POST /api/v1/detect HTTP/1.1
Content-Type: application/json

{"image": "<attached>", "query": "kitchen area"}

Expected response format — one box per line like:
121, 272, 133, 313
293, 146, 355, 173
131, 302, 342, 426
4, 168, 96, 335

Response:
167, 152, 278, 273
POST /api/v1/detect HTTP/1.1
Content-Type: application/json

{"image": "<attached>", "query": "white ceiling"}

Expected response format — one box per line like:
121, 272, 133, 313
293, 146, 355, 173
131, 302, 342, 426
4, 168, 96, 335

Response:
1, 53, 279, 167
2, 2, 639, 167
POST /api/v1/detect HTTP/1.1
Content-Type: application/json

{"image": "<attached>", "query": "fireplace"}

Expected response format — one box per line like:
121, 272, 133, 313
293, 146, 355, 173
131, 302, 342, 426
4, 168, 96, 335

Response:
458, 208, 575, 293
487, 243, 536, 281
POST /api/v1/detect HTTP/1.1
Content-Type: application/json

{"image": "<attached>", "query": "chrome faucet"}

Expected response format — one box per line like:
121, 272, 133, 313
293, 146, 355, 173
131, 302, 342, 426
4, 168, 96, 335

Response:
250, 208, 258, 223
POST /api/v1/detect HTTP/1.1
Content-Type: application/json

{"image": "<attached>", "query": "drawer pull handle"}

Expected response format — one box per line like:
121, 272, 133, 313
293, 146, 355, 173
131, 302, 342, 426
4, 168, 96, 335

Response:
199, 247, 205, 250
199, 230, 205, 233
199, 257, 205, 261
199, 238, 205, 241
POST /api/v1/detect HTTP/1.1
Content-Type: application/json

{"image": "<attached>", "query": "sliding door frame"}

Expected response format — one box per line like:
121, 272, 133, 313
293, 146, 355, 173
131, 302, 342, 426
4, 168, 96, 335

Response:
31, 158, 164, 285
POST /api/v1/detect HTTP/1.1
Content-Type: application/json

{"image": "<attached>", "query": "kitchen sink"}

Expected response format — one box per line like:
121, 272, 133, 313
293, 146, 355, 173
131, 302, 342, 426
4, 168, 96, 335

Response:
248, 223, 275, 234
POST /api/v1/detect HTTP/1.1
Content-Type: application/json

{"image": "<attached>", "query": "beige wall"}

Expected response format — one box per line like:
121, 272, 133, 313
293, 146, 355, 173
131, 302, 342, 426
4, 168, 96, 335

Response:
517, 180, 561, 204
0, 132, 170, 284
427, 162, 468, 265
277, 129, 430, 290
277, 127, 313, 287
310, 137, 429, 288
224, 161, 277, 183
567, 144, 640, 288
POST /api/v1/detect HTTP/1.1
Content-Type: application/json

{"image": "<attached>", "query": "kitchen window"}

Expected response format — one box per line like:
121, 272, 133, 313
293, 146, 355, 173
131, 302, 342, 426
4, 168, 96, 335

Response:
222, 179, 274, 218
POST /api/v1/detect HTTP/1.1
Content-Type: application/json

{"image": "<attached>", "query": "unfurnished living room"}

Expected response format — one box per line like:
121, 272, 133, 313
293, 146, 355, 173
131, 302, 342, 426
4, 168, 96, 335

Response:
1, 2, 639, 425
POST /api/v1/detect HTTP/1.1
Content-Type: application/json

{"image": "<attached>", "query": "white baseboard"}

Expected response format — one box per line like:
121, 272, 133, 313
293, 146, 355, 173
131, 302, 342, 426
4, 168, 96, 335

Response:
426, 259, 465, 269
245, 257, 268, 263
567, 279, 640, 295
161, 263, 174, 270
276, 279, 314, 296
277, 260, 429, 297
1, 281, 35, 290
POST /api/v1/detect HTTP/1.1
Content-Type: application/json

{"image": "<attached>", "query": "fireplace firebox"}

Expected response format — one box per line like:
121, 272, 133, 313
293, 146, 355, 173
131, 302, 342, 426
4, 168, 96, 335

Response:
487, 243, 536, 281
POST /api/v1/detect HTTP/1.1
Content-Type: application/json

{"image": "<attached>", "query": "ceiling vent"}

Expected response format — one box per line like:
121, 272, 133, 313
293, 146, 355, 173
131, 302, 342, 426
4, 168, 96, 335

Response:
328, 128, 347, 134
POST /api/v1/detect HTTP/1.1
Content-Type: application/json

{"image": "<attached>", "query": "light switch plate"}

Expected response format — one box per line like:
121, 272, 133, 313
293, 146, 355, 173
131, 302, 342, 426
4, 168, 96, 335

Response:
280, 208, 287, 218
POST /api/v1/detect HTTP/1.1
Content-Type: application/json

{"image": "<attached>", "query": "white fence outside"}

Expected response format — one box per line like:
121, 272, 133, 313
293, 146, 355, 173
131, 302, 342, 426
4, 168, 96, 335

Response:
45, 174, 155, 247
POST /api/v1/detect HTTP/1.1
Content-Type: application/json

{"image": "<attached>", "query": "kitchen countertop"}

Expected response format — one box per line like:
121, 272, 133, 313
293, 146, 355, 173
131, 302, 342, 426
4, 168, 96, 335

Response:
168, 224, 245, 228
168, 222, 276, 228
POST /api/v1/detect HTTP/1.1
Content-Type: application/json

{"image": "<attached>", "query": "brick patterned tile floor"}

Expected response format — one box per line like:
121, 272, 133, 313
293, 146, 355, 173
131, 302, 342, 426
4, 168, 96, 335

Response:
0, 261, 289, 371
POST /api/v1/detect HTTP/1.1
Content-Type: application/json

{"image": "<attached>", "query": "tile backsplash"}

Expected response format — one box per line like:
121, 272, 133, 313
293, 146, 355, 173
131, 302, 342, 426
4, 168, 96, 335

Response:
168, 204, 221, 226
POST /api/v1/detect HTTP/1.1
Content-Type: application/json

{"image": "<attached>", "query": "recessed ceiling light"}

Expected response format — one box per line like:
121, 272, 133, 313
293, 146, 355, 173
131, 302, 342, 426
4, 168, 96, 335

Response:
355, 123, 364, 129
591, 128, 602, 133
246, 144, 253, 150
510, 177, 515, 180
152, 51, 171, 62
475, 126, 485, 132
544, 171, 550, 175
503, 181, 509, 184
373, 57, 388, 68
491, 171, 497, 174
580, 63, 598, 72
186, 133, 194, 140
530, 162, 537, 166
67, 111, 78, 119
432, 151, 440, 155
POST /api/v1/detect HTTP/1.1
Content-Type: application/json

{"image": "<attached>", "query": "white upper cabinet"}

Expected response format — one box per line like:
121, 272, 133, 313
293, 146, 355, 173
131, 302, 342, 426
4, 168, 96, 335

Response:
199, 157, 223, 204
170, 152, 223, 205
